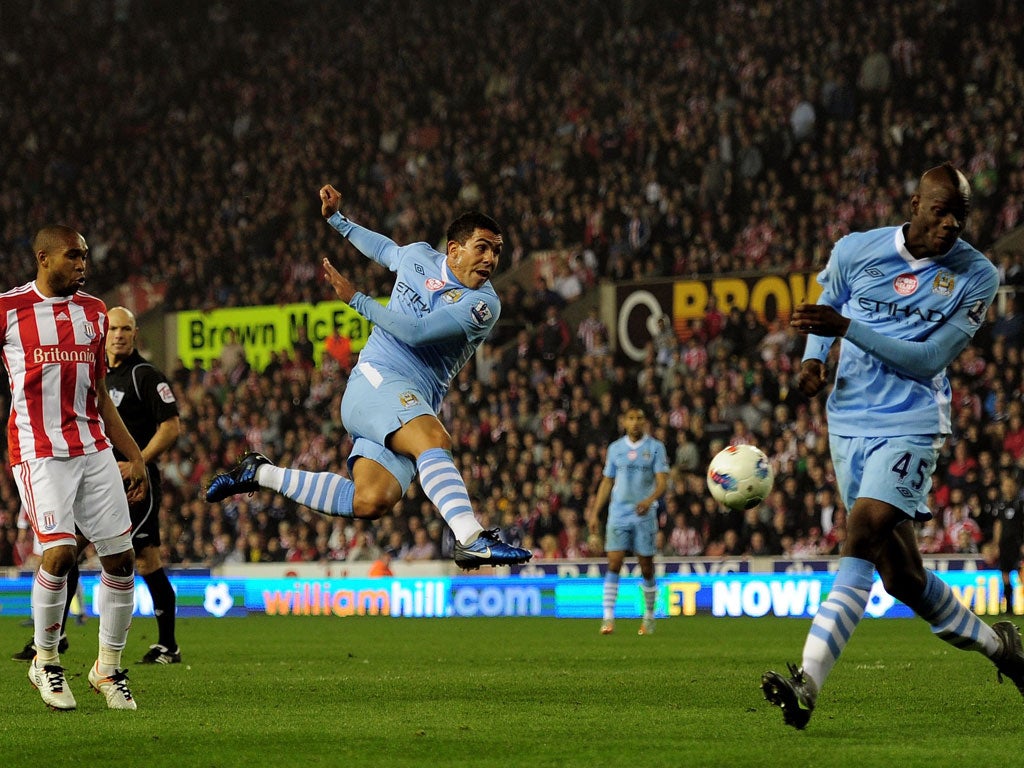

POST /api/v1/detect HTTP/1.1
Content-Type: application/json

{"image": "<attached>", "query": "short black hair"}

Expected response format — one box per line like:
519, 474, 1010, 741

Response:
33, 224, 82, 253
447, 211, 501, 244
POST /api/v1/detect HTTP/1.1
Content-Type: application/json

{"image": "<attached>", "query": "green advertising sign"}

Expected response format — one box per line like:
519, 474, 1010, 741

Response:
177, 300, 377, 371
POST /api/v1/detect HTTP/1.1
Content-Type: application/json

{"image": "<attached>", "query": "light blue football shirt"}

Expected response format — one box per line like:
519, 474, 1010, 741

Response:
329, 213, 500, 412
602, 434, 670, 522
804, 225, 998, 437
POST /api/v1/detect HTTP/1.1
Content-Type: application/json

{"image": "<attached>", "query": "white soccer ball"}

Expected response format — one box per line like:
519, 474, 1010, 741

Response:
706, 444, 774, 511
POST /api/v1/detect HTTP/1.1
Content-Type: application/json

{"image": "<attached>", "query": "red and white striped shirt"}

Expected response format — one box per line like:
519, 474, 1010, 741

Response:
1, 282, 110, 463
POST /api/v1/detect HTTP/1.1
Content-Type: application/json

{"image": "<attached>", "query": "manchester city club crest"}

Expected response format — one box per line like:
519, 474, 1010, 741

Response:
932, 270, 955, 297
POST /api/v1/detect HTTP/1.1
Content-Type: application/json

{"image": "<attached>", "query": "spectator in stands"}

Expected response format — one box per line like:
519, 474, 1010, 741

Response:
576, 306, 609, 357
2, 0, 1023, 580
291, 324, 316, 371
324, 324, 354, 374
536, 305, 572, 372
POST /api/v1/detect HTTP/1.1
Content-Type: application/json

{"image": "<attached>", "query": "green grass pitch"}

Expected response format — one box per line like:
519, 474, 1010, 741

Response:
1, 614, 1021, 767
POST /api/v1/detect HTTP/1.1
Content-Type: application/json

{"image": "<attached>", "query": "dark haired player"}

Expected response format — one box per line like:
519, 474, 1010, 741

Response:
208, 184, 531, 570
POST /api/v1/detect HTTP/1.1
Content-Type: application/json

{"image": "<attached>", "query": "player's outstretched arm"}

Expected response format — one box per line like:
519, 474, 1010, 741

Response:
322, 258, 466, 346
320, 183, 402, 269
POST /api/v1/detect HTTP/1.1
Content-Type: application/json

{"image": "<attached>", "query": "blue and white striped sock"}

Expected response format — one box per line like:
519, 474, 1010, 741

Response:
642, 577, 657, 619
603, 572, 620, 622
416, 448, 481, 545
258, 465, 354, 517
919, 570, 999, 655
801, 556, 873, 691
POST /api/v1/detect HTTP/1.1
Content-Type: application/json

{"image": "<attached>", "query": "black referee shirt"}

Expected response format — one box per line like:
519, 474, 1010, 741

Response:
105, 349, 179, 465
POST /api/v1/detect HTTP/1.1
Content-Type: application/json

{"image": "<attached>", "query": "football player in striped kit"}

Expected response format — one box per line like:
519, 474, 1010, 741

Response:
2, 225, 148, 710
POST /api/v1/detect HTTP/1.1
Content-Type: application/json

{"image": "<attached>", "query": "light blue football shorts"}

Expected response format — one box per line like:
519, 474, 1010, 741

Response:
829, 433, 942, 521
341, 361, 437, 494
604, 501, 659, 556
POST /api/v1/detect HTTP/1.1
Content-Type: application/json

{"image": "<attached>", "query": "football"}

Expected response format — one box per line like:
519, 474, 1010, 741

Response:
706, 444, 774, 511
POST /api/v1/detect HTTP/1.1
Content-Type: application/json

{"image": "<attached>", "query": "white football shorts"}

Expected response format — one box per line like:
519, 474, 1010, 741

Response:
13, 450, 132, 551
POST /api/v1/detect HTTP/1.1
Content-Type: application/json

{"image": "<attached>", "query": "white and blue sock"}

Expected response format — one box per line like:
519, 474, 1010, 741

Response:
918, 570, 999, 655
642, 578, 657, 619
258, 465, 355, 517
801, 556, 873, 690
416, 448, 482, 545
603, 572, 620, 622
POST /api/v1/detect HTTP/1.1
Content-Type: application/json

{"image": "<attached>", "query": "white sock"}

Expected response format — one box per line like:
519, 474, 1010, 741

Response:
96, 571, 135, 674
642, 579, 657, 619
603, 572, 620, 622
32, 568, 67, 663
256, 464, 284, 490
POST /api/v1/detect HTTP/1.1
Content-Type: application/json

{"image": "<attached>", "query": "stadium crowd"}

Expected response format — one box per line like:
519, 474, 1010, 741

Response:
4, 282, 1022, 570
0, 0, 1023, 568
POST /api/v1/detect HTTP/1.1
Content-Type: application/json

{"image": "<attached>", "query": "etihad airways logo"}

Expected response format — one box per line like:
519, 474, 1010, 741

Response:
394, 281, 429, 316
856, 297, 947, 323
30, 346, 97, 364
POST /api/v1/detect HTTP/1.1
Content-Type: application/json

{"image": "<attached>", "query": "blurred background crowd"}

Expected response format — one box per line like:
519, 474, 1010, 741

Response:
0, 0, 1022, 569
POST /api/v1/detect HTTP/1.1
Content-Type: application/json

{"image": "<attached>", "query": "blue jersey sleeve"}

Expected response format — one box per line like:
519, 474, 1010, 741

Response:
801, 237, 853, 362
349, 292, 467, 346
327, 212, 402, 270
815, 237, 853, 310
845, 319, 971, 379
842, 243, 999, 378
449, 294, 500, 343
654, 441, 670, 475
602, 441, 619, 479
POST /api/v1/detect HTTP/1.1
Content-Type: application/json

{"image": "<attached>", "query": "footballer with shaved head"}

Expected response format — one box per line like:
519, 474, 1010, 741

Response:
762, 164, 1022, 728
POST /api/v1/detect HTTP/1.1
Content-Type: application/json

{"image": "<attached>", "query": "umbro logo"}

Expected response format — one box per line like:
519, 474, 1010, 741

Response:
415, 265, 425, 275
864, 268, 883, 277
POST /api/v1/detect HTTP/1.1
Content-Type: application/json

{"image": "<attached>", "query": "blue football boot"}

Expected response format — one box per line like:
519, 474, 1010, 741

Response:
454, 529, 532, 570
205, 452, 272, 502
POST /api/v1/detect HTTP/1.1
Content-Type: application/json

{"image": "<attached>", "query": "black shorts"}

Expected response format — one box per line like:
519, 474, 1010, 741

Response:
130, 466, 163, 554
999, 538, 1022, 573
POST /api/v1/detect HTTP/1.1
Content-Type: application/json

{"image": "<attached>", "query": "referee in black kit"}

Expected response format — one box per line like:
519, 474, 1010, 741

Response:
105, 306, 183, 664
994, 472, 1024, 615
